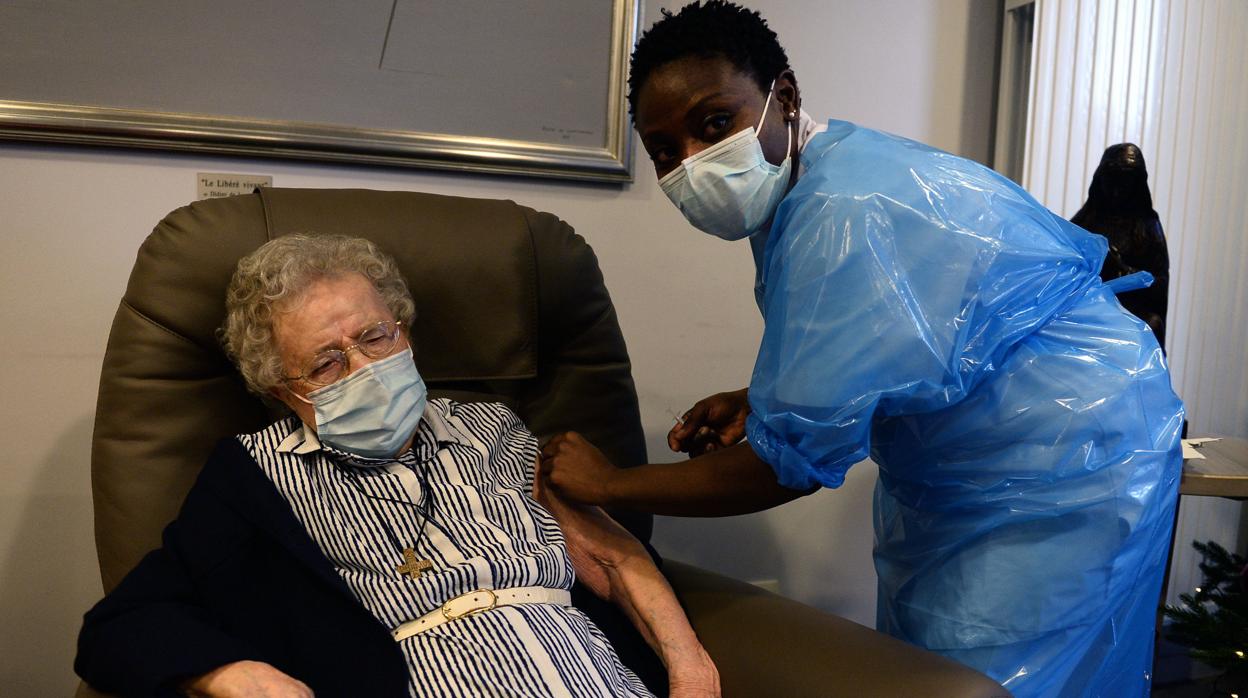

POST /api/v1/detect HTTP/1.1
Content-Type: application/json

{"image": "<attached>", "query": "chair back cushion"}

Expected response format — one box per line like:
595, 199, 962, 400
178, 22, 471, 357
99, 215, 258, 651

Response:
91, 187, 648, 591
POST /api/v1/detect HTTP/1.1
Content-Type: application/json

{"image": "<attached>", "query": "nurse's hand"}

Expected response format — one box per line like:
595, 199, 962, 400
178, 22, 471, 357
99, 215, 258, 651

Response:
539, 431, 619, 505
668, 388, 750, 456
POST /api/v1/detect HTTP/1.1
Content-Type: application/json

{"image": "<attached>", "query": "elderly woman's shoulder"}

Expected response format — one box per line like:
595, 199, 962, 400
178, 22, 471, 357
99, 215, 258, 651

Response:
232, 414, 306, 455
440, 398, 531, 435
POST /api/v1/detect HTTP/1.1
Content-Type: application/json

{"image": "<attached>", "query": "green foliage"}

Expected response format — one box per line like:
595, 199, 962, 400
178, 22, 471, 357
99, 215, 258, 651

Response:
1163, 540, 1248, 671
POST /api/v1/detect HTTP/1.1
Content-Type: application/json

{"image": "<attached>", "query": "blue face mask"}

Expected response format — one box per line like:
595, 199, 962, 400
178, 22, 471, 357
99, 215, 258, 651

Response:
307, 347, 427, 459
658, 81, 793, 241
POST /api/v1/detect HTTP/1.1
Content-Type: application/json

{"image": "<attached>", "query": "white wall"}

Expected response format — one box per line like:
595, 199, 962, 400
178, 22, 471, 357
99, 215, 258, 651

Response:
0, 2, 998, 694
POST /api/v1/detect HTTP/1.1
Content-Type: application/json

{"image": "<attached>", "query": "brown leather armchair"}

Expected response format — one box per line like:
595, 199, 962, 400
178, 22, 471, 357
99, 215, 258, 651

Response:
80, 188, 1008, 697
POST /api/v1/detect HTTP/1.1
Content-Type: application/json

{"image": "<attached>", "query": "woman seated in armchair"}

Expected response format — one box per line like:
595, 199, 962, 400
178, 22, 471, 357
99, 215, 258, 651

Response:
75, 234, 719, 698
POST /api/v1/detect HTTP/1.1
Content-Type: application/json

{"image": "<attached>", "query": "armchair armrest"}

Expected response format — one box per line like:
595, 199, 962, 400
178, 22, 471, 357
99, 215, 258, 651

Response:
77, 562, 1010, 698
663, 560, 1011, 698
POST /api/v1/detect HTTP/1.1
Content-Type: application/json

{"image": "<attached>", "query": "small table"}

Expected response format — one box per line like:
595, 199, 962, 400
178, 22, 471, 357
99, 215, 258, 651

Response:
1155, 437, 1248, 672
1159, 435, 1247, 604
1180, 436, 1248, 498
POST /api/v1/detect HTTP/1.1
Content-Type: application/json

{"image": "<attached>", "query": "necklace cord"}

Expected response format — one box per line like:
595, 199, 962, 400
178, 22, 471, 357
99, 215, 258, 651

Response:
340, 456, 436, 570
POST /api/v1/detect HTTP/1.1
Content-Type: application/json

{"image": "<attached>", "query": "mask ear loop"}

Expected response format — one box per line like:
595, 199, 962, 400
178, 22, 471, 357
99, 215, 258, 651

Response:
782, 108, 792, 161
755, 80, 776, 134
756, 80, 793, 166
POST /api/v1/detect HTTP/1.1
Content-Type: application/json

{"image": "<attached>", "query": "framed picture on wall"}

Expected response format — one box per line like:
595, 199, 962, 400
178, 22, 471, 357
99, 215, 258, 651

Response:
0, 0, 640, 183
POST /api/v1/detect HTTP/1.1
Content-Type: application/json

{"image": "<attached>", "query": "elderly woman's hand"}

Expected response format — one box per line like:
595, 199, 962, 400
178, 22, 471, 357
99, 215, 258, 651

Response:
667, 645, 722, 698
538, 431, 621, 506
181, 661, 314, 698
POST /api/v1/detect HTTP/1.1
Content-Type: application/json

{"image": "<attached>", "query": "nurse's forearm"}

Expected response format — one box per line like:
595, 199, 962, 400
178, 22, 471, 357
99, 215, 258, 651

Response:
609, 443, 813, 517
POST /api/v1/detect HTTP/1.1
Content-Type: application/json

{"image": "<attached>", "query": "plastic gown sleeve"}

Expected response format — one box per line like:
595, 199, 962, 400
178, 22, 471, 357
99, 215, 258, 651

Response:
745, 130, 1103, 490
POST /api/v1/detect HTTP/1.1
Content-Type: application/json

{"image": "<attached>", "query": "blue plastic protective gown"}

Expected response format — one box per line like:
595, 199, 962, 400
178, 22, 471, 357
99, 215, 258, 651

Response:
745, 121, 1184, 697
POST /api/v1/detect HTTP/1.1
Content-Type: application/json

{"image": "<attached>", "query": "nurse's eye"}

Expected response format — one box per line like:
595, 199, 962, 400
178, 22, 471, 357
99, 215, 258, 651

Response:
648, 145, 676, 168
701, 113, 733, 141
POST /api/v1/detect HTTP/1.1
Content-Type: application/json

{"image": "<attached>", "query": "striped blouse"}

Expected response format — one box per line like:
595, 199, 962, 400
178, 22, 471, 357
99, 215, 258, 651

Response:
237, 398, 652, 697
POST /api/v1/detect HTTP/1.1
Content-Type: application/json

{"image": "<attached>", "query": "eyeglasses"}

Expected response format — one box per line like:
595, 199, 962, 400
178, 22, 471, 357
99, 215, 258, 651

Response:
283, 320, 406, 389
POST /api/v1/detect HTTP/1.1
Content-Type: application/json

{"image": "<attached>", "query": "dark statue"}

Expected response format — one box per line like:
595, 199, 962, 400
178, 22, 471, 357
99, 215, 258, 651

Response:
1072, 143, 1170, 351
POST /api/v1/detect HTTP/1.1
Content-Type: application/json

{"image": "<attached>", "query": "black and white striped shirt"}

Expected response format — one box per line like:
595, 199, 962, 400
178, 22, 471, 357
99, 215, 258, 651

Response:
237, 398, 652, 697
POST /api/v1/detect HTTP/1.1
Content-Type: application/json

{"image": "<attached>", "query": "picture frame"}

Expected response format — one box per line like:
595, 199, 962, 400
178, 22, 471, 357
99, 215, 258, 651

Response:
0, 1, 641, 183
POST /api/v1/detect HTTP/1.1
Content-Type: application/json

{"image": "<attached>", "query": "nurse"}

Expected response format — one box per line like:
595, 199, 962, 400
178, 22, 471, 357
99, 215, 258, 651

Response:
540, 2, 1185, 696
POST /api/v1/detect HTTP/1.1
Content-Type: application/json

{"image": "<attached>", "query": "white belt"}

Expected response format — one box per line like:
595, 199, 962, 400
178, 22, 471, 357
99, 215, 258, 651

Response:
392, 586, 572, 641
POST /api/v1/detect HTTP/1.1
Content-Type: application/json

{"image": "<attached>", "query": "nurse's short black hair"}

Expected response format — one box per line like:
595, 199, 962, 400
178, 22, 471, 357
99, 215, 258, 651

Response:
628, 0, 791, 117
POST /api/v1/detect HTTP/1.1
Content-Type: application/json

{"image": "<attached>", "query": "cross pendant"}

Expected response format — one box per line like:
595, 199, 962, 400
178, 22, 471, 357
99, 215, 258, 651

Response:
396, 547, 433, 580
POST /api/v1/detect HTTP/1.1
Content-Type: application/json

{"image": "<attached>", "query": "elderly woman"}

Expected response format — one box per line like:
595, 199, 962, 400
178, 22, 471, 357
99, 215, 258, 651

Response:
541, 2, 1184, 697
76, 234, 718, 697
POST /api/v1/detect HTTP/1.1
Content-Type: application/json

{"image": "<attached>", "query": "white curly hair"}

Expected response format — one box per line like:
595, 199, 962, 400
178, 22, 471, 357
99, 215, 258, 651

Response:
220, 234, 416, 397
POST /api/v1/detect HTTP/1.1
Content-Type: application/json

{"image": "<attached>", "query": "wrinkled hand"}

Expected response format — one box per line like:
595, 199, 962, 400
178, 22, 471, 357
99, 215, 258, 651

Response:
668, 645, 722, 698
668, 388, 750, 457
538, 431, 621, 506
182, 661, 313, 698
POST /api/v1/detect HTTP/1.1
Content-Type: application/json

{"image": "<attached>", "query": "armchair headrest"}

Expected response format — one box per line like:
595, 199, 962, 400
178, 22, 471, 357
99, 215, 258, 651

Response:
257, 188, 539, 381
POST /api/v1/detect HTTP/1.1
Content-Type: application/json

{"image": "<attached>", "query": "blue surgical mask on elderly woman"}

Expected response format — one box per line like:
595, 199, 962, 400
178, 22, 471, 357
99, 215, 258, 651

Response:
307, 347, 427, 459
659, 81, 793, 240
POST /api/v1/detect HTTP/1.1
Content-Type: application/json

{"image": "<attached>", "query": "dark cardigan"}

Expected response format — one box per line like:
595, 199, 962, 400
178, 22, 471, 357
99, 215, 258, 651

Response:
76, 437, 410, 696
